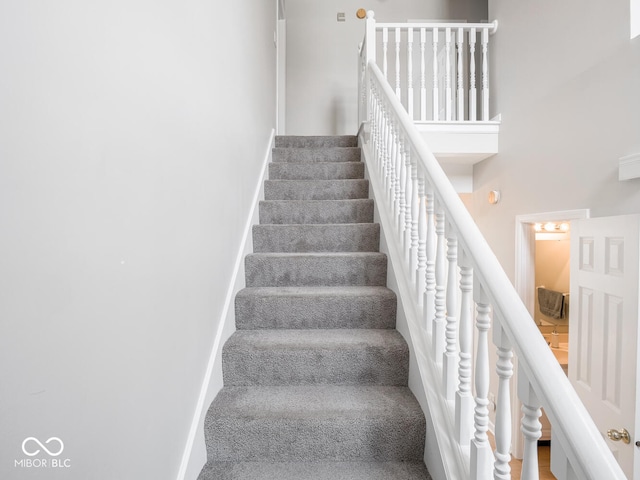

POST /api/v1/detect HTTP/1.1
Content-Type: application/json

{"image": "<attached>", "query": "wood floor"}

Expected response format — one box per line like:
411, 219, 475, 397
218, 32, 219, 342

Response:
509, 445, 556, 480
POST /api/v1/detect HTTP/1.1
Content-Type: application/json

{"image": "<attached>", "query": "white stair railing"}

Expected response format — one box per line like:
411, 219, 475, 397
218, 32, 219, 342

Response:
358, 12, 497, 125
358, 10, 626, 480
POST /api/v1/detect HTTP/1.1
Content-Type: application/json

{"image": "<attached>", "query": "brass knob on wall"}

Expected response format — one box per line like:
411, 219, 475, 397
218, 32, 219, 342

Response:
607, 428, 631, 444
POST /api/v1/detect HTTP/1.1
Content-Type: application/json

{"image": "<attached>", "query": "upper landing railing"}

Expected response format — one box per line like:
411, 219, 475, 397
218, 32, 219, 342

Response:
358, 11, 498, 125
357, 10, 625, 480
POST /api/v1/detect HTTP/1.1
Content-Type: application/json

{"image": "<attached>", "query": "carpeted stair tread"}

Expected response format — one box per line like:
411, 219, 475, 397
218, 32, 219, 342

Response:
264, 179, 369, 200
222, 329, 408, 386
273, 147, 361, 163
252, 223, 379, 252
275, 135, 358, 148
235, 286, 397, 330
198, 460, 431, 480
204, 385, 426, 462
269, 161, 364, 180
259, 199, 374, 225
245, 252, 387, 287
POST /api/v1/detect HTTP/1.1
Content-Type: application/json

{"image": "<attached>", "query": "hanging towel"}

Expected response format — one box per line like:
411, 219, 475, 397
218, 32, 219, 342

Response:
537, 287, 565, 319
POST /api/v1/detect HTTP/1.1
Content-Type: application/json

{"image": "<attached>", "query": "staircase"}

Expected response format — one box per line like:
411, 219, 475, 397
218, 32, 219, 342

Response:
198, 135, 431, 480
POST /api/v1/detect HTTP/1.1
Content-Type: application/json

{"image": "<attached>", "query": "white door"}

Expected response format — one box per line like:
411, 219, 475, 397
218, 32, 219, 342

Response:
570, 214, 640, 479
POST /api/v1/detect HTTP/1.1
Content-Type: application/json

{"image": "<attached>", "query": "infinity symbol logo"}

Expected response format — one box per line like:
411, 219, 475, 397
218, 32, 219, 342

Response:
21, 437, 65, 457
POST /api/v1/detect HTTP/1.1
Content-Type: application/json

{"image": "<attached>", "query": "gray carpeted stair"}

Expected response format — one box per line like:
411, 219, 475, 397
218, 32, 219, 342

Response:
199, 135, 430, 480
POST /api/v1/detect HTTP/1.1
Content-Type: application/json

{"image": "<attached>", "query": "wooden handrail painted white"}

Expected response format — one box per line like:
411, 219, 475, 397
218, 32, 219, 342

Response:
361, 54, 626, 479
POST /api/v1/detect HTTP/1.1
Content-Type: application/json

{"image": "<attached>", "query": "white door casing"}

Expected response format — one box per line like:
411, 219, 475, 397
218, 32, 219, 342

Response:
569, 214, 640, 479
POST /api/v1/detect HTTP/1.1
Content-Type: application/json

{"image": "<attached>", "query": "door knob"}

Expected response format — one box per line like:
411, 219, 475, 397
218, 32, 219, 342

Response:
607, 428, 631, 444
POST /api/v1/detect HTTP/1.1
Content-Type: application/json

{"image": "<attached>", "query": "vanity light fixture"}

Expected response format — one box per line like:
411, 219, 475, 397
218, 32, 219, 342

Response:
536, 222, 571, 232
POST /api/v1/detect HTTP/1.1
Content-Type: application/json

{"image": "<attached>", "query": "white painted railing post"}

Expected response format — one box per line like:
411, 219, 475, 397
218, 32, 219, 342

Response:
481, 27, 490, 121
432, 203, 446, 363
360, 11, 376, 127
416, 174, 427, 307
456, 27, 464, 121
395, 27, 402, 99
519, 369, 542, 480
469, 28, 477, 121
407, 27, 414, 119
409, 152, 420, 281
455, 250, 473, 445
382, 27, 389, 79
443, 224, 459, 400
471, 286, 493, 480
445, 28, 452, 121
424, 190, 436, 334
420, 28, 427, 121
403, 143, 414, 264
432, 27, 439, 121
493, 321, 514, 480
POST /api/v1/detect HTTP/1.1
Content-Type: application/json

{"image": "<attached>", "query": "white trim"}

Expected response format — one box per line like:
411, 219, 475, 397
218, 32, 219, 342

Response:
511, 208, 590, 459
619, 153, 640, 181
176, 129, 275, 480
631, 0, 640, 39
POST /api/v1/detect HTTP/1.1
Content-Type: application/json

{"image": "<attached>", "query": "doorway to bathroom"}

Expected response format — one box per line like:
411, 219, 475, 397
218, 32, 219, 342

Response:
511, 209, 590, 460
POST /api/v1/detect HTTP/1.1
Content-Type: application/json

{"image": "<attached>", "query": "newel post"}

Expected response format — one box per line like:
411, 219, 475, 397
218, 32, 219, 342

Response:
361, 11, 376, 126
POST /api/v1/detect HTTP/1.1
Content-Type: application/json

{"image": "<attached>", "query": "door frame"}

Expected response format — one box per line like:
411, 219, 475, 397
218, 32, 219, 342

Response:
511, 208, 590, 458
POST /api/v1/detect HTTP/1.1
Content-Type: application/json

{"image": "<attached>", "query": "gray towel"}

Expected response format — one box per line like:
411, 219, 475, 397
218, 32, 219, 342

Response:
538, 287, 565, 319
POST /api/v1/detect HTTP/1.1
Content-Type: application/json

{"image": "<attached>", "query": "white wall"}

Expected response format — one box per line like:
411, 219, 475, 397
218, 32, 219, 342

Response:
285, 0, 456, 135
0, 1, 277, 479
472, 0, 640, 281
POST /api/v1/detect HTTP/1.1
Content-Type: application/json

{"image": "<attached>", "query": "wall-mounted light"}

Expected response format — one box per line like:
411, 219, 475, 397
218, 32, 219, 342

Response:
356, 8, 367, 19
534, 221, 571, 240
488, 190, 501, 204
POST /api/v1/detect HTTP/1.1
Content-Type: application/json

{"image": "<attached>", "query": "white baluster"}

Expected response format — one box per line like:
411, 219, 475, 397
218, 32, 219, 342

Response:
416, 174, 427, 307
382, 28, 389, 80
388, 120, 398, 210
482, 27, 489, 121
396, 135, 407, 239
456, 27, 464, 121
407, 27, 414, 119
455, 252, 473, 445
518, 370, 542, 480
403, 143, 414, 264
445, 28, 452, 121
424, 189, 436, 334
494, 322, 514, 480
395, 27, 401, 100
443, 225, 458, 400
409, 153, 419, 278
420, 28, 427, 121
432, 27, 439, 121
432, 203, 446, 363
471, 291, 492, 480
469, 28, 477, 121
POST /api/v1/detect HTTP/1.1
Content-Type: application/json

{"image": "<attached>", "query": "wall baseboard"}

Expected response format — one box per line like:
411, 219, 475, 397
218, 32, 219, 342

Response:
176, 128, 275, 480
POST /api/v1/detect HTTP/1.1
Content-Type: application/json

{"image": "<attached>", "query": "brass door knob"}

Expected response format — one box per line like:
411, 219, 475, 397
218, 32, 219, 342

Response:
607, 428, 631, 444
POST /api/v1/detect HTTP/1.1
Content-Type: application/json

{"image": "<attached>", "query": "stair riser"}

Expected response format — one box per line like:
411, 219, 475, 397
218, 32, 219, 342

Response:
252, 224, 380, 253
264, 180, 369, 201
235, 289, 397, 330
245, 254, 387, 287
205, 417, 425, 462
273, 147, 361, 163
275, 135, 358, 148
259, 200, 374, 225
269, 162, 364, 180
222, 342, 408, 386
